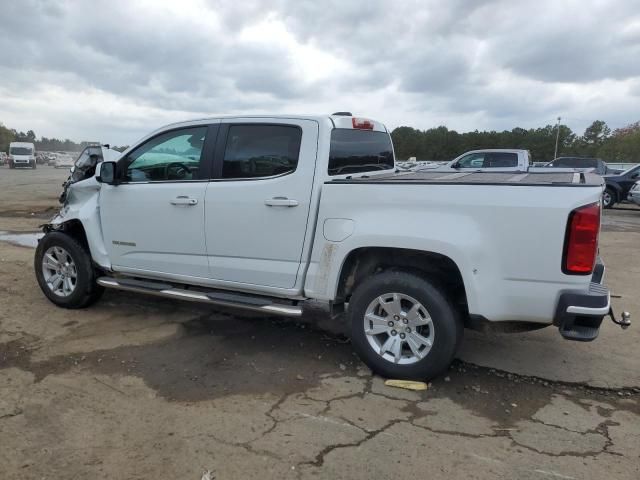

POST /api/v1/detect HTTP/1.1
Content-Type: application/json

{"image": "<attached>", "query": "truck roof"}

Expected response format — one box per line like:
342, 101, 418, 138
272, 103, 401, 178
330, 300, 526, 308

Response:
459, 149, 529, 153
329, 170, 604, 187
152, 114, 388, 134
9, 141, 35, 147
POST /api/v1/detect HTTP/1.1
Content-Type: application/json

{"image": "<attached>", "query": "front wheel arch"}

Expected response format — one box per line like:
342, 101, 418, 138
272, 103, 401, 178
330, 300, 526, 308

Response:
44, 219, 91, 253
34, 231, 104, 308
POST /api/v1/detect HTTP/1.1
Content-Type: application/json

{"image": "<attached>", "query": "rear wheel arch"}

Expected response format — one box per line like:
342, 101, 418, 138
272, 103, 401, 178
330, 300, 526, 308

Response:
335, 247, 468, 317
603, 185, 618, 208
606, 182, 621, 198
348, 269, 463, 379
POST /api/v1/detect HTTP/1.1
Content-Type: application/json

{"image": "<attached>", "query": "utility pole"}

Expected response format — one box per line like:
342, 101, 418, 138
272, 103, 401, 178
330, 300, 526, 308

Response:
554, 116, 561, 159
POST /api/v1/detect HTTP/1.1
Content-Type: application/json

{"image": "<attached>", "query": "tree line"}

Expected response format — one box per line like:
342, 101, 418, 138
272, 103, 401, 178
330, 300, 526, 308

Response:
0, 123, 129, 153
3, 118, 639, 163
391, 120, 640, 163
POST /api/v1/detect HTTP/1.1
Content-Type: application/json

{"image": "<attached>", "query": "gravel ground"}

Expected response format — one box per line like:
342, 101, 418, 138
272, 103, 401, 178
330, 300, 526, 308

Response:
1, 166, 638, 479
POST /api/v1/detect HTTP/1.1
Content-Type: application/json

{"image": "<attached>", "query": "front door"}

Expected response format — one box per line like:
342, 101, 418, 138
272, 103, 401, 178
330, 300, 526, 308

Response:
100, 124, 216, 280
204, 119, 319, 289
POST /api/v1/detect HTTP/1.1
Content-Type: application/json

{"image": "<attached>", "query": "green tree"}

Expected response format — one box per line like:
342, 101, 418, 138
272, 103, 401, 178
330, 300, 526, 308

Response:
0, 123, 15, 152
598, 121, 640, 162
577, 120, 611, 157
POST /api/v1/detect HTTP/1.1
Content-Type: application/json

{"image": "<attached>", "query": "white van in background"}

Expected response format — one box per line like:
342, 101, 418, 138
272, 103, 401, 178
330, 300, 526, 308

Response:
8, 142, 37, 169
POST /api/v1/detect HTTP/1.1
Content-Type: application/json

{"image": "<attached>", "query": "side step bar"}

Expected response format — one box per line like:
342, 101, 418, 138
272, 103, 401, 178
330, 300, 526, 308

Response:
96, 277, 303, 317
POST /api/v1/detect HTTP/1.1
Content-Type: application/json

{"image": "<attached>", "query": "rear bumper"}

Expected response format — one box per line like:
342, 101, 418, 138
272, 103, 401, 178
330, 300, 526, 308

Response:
554, 258, 609, 341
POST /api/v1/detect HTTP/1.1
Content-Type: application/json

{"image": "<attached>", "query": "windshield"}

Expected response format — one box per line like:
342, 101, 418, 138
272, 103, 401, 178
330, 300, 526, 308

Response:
75, 148, 102, 168
621, 164, 640, 176
70, 147, 103, 183
10, 147, 33, 155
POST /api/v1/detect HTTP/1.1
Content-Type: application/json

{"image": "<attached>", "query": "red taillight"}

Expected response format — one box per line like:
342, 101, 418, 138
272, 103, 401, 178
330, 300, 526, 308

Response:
563, 202, 600, 275
352, 117, 374, 130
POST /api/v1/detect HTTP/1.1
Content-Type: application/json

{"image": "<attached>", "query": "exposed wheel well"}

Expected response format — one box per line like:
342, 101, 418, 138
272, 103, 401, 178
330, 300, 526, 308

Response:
45, 220, 90, 251
336, 247, 468, 316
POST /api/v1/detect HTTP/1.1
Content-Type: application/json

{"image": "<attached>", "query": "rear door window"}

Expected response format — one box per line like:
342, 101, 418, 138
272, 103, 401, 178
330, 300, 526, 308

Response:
328, 129, 394, 175
485, 152, 518, 168
222, 125, 302, 179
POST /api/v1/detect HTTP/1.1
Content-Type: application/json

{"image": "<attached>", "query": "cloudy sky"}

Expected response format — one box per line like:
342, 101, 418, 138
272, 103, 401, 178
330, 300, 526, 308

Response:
1, 0, 639, 145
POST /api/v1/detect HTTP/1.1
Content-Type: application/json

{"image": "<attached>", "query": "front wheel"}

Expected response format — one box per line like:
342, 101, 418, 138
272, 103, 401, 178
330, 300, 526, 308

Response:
34, 231, 104, 308
348, 271, 462, 380
602, 187, 616, 209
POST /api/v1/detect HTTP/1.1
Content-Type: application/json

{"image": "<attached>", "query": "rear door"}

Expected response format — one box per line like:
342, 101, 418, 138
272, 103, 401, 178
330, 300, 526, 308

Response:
204, 118, 319, 288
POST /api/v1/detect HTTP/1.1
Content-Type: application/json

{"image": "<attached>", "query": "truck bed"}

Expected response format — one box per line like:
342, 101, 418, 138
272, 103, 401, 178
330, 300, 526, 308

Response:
329, 170, 604, 187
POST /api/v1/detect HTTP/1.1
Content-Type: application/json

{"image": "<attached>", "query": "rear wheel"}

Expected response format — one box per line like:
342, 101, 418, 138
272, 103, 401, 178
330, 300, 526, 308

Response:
34, 232, 104, 308
32, 161, 37, 169
348, 271, 462, 380
602, 187, 616, 209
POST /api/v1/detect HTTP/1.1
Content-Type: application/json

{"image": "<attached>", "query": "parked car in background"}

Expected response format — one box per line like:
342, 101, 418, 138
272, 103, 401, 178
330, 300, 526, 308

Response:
603, 164, 640, 208
430, 149, 532, 172
627, 181, 640, 207
53, 152, 75, 169
8, 142, 37, 169
545, 157, 622, 175
46, 153, 58, 165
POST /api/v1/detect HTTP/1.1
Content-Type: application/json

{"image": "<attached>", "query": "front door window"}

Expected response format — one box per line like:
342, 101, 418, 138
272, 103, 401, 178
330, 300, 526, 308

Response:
122, 127, 207, 182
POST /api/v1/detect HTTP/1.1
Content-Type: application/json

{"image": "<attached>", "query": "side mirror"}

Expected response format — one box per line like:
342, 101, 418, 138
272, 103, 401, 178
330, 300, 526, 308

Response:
632, 172, 639, 179
451, 162, 460, 169
97, 161, 117, 185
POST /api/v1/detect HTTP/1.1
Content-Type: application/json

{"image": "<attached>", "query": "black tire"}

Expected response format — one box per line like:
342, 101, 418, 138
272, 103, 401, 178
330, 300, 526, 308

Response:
603, 187, 616, 209
9, 162, 15, 169
348, 271, 462, 380
34, 231, 104, 308
32, 161, 37, 169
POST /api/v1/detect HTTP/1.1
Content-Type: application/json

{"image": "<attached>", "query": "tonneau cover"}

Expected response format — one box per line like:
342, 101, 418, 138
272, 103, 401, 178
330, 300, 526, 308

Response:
328, 170, 604, 187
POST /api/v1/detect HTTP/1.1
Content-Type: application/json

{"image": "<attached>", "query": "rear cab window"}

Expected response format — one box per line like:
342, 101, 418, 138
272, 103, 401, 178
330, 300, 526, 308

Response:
328, 127, 395, 176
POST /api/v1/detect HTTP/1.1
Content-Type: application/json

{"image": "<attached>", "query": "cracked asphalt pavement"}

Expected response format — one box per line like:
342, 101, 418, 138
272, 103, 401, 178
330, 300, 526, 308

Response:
1, 167, 639, 479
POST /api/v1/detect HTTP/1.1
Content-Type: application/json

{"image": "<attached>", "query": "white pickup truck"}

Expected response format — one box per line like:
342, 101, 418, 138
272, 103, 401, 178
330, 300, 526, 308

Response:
34, 114, 630, 379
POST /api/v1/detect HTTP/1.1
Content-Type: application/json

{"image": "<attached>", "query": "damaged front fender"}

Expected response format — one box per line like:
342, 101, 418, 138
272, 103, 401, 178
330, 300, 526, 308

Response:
44, 177, 111, 270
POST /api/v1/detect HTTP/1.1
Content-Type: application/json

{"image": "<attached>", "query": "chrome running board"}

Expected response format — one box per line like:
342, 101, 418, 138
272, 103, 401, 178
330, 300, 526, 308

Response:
97, 276, 303, 317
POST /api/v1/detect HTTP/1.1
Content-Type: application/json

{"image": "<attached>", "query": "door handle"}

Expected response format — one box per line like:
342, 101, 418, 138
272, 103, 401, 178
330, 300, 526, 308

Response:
170, 196, 198, 206
264, 197, 299, 207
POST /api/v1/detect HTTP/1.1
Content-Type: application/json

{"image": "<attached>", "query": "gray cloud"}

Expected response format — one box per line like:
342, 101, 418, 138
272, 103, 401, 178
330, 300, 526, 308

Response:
0, 0, 638, 144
